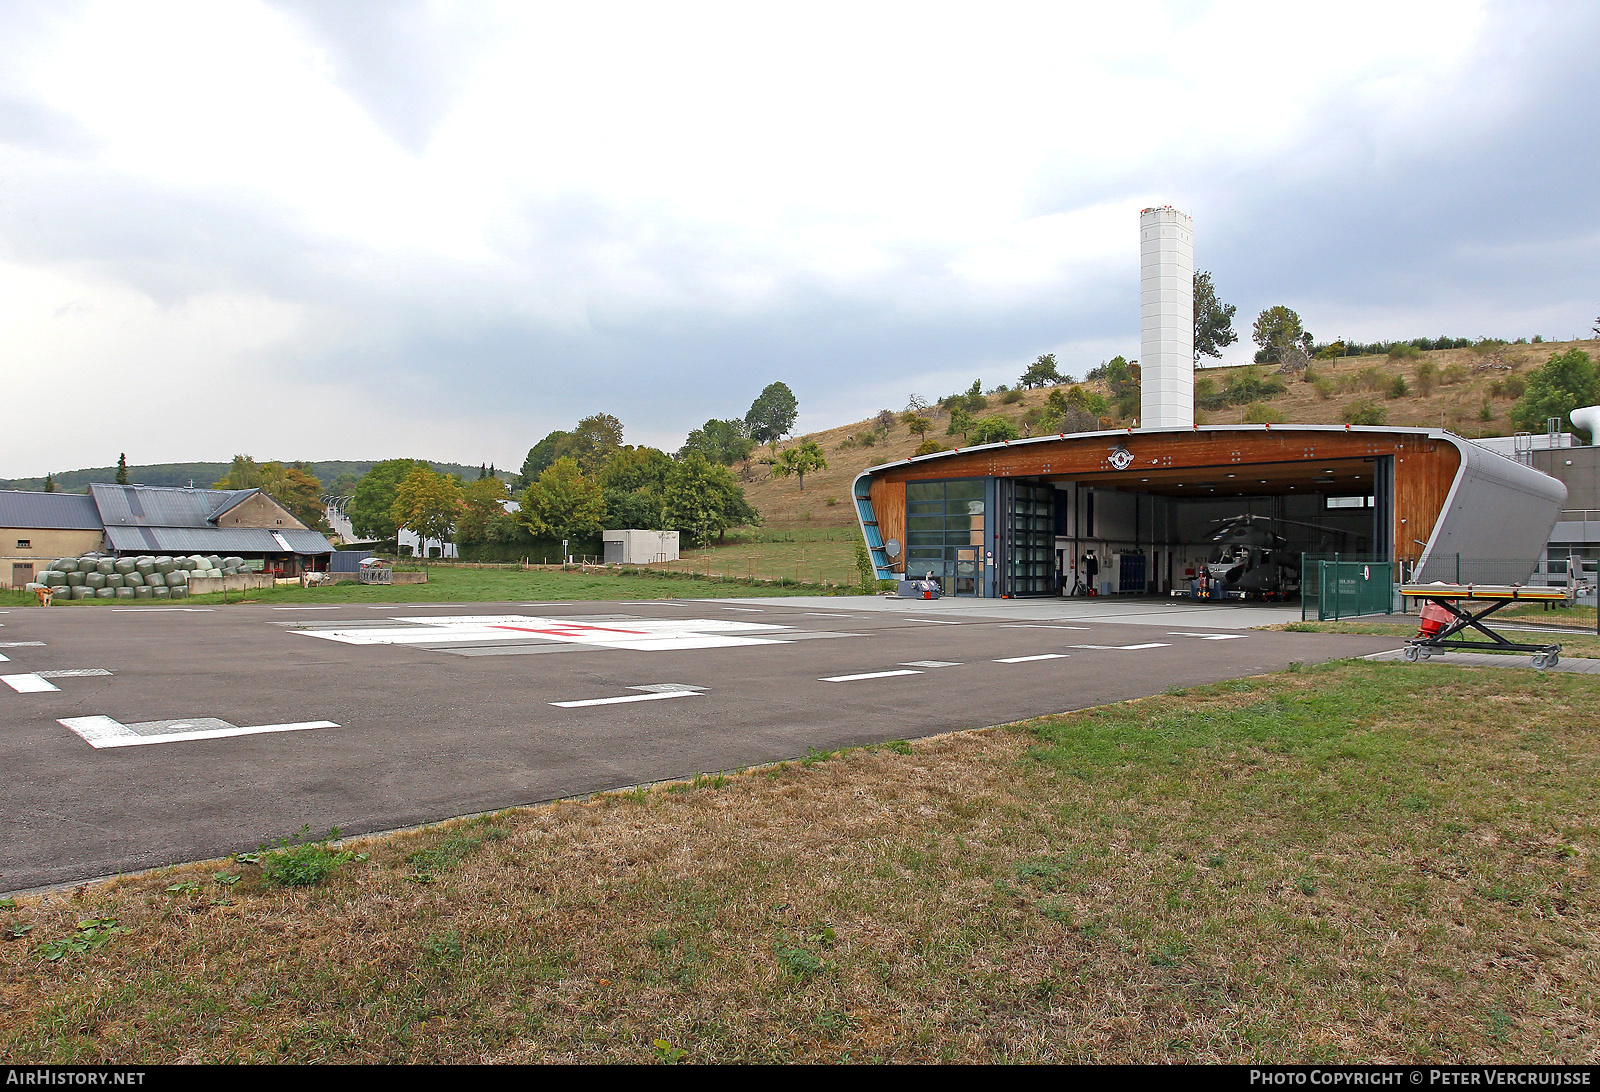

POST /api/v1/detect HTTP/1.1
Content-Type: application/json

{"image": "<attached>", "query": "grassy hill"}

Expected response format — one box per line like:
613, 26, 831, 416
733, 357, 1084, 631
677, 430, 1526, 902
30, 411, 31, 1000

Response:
740, 337, 1597, 530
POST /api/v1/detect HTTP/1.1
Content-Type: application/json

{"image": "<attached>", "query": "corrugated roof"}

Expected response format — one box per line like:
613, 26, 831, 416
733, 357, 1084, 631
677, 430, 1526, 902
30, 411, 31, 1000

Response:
89, 484, 260, 528
0, 491, 105, 531
102, 525, 334, 555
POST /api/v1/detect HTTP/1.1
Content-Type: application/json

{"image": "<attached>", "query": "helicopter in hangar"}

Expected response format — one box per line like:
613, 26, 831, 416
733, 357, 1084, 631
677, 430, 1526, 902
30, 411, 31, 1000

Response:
1184, 513, 1354, 601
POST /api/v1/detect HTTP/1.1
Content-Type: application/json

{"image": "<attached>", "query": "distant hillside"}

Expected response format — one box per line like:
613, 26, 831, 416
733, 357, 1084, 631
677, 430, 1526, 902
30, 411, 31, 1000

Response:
741, 338, 1598, 529
0, 460, 515, 494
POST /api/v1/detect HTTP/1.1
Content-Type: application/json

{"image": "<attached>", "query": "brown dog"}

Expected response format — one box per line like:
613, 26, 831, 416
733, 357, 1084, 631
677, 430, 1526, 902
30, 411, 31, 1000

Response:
33, 586, 53, 607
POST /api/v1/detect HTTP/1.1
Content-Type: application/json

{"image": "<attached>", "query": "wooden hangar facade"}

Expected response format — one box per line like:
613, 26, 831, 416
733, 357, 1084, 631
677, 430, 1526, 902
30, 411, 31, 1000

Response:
852, 424, 1566, 599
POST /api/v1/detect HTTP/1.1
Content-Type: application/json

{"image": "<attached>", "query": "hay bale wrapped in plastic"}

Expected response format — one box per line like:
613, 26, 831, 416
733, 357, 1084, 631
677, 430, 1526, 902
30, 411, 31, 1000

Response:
66, 571, 86, 587
191, 555, 209, 569
135, 559, 156, 577
166, 570, 188, 586
113, 558, 136, 575
223, 556, 244, 569
134, 585, 153, 599
204, 555, 222, 570
38, 571, 61, 587
72, 586, 93, 600
85, 572, 106, 590
168, 585, 186, 599
25, 583, 46, 594
96, 559, 115, 575
94, 587, 115, 599
53, 558, 78, 573
114, 587, 135, 599
207, 568, 224, 578
151, 585, 169, 598
125, 572, 144, 588
155, 557, 176, 574
105, 573, 125, 589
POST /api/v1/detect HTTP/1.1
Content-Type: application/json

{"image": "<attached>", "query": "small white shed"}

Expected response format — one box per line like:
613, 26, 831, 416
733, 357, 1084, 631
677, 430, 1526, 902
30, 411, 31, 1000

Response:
603, 529, 680, 565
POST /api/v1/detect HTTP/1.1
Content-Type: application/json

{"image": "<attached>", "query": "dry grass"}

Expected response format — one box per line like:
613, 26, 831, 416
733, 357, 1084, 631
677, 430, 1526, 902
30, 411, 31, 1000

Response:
3, 661, 1597, 1063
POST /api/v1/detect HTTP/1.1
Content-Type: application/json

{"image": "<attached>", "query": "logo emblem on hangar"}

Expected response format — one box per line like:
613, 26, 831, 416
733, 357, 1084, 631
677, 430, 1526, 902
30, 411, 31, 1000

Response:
1108, 447, 1135, 471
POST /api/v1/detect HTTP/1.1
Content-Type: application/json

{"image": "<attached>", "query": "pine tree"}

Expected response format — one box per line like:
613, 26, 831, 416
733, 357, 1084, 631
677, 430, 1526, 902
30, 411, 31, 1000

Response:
114, 454, 129, 485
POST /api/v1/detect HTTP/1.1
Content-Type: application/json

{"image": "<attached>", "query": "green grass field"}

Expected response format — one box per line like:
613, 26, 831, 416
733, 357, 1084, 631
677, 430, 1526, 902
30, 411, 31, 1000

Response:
0, 564, 854, 609
4, 660, 1596, 1063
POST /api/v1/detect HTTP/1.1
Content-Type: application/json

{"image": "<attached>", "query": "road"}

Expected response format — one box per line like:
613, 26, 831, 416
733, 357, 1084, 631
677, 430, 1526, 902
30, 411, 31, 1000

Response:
0, 596, 1400, 891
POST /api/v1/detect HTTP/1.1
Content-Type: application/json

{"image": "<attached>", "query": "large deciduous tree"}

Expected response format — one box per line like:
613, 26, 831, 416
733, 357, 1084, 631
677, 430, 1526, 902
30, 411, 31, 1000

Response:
677, 418, 755, 465
1018, 353, 1064, 389
519, 457, 605, 545
1510, 348, 1600, 440
454, 477, 514, 550
744, 381, 799, 448
390, 467, 464, 564
1251, 306, 1305, 364
1193, 271, 1238, 362
517, 431, 573, 489
663, 454, 760, 546
349, 458, 429, 541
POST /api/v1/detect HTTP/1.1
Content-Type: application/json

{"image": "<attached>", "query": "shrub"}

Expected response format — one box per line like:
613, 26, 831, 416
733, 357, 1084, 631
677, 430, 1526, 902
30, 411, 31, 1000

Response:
1001, 389, 1024, 404
1313, 377, 1336, 401
255, 827, 361, 888
1387, 376, 1409, 398
968, 415, 1021, 445
1479, 399, 1494, 421
1442, 363, 1468, 385
1352, 365, 1389, 392
1195, 367, 1287, 410
913, 439, 947, 456
1243, 402, 1287, 424
1343, 399, 1388, 426
1413, 360, 1438, 395
1387, 344, 1423, 361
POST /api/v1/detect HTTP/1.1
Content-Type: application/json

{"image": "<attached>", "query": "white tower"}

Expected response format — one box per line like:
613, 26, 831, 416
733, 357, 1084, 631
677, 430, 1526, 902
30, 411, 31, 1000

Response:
1139, 207, 1194, 428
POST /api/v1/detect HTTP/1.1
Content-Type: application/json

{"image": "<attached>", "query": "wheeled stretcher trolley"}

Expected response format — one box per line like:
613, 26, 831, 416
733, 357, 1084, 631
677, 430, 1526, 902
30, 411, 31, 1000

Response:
1399, 582, 1572, 670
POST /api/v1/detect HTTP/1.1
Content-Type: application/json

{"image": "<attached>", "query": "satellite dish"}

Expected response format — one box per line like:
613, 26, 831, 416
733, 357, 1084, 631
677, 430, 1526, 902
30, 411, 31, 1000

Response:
885, 538, 902, 559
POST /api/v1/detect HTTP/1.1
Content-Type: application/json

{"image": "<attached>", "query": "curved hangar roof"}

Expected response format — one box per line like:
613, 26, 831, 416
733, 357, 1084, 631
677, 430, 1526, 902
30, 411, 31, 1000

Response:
853, 424, 1566, 581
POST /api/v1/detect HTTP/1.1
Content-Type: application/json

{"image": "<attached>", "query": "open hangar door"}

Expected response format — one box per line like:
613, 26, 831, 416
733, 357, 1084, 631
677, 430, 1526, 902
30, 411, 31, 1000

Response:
1043, 457, 1388, 599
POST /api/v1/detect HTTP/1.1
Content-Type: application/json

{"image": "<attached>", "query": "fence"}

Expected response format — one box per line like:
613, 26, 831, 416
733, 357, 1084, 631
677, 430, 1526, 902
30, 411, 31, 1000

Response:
1303, 553, 1598, 632
1301, 556, 1399, 622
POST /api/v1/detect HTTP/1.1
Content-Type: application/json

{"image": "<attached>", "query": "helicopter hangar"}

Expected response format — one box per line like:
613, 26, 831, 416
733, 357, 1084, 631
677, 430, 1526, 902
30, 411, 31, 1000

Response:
851, 423, 1565, 600
850, 207, 1566, 602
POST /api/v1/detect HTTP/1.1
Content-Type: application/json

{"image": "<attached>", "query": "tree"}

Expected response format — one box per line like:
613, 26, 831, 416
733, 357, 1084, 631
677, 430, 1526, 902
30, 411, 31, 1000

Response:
771, 439, 828, 491
391, 467, 463, 564
968, 415, 1020, 445
598, 446, 673, 530
1510, 348, 1600, 440
213, 456, 329, 531
43, 473, 55, 493
114, 454, 129, 485
901, 412, 932, 440
519, 457, 605, 545
874, 409, 897, 436
348, 458, 429, 541
1018, 353, 1064, 389
946, 406, 974, 439
677, 419, 755, 466
567, 413, 625, 475
455, 477, 513, 549
904, 393, 930, 414
518, 431, 573, 488
663, 453, 760, 546
745, 382, 799, 448
1251, 306, 1305, 364
1193, 271, 1238, 362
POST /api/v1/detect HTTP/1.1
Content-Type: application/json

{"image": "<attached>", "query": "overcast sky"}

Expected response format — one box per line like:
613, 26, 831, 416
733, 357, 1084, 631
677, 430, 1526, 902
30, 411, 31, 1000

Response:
2, 0, 1597, 476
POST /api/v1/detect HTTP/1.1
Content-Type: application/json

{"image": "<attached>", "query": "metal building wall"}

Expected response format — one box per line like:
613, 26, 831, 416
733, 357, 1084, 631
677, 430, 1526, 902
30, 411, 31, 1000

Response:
1139, 207, 1194, 429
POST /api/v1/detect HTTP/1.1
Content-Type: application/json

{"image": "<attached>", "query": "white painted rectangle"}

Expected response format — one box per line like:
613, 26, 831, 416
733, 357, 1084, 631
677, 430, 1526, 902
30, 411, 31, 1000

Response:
821, 669, 922, 682
2, 673, 59, 693
1070, 643, 1171, 651
551, 691, 699, 708
994, 654, 1068, 664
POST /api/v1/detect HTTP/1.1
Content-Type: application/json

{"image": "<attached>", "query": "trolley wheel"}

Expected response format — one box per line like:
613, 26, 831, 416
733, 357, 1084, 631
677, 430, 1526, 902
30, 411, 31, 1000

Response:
1548, 651, 1560, 668
1403, 645, 1420, 662
1532, 653, 1548, 670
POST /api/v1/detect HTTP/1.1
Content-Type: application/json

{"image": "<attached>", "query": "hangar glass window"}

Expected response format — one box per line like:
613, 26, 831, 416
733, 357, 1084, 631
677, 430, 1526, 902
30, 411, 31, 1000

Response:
1324, 495, 1374, 510
905, 479, 986, 595
1005, 481, 1054, 597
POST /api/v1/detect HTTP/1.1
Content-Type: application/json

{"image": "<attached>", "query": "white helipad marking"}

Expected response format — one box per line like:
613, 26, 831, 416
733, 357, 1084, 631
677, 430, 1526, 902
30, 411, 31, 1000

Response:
900, 660, 963, 668
821, 669, 922, 682
274, 606, 344, 610
0, 641, 45, 647
36, 669, 112, 678
0, 653, 7, 662
894, 618, 962, 625
1168, 632, 1250, 640
111, 608, 214, 613
720, 606, 764, 612
58, 715, 338, 749
803, 613, 853, 618
3, 674, 60, 693
295, 614, 794, 652
552, 685, 706, 708
1000, 624, 1091, 631
994, 654, 1068, 663
1070, 643, 1171, 651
